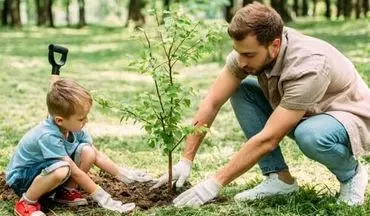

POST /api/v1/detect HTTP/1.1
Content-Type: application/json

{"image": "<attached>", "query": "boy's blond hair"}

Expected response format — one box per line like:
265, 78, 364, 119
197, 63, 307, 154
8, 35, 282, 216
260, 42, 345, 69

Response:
47, 79, 92, 118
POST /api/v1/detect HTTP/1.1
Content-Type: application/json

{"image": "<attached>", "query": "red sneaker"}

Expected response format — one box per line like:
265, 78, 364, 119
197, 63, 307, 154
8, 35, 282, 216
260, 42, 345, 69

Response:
54, 187, 88, 206
14, 199, 45, 216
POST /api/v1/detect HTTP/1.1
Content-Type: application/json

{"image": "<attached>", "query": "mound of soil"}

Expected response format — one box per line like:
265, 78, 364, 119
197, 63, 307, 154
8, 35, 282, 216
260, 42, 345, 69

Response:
0, 171, 227, 214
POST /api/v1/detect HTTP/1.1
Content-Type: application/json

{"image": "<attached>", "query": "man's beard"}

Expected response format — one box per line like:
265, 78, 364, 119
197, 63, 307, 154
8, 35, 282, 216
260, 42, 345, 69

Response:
255, 53, 276, 76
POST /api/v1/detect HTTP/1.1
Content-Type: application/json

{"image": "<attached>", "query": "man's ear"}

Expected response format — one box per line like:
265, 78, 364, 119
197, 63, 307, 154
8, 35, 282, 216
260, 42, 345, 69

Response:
269, 38, 281, 58
54, 116, 64, 126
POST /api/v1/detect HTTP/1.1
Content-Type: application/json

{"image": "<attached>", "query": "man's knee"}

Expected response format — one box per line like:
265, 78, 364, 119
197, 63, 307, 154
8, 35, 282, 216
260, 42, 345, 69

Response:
294, 125, 325, 157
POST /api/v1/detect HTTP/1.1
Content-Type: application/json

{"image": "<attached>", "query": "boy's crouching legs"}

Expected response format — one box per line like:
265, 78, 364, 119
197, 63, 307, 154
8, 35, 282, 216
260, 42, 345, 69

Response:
15, 162, 70, 216
54, 144, 95, 206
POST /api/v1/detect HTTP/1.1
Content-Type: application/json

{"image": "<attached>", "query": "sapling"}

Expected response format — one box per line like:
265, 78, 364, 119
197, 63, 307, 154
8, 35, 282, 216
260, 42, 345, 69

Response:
98, 8, 222, 193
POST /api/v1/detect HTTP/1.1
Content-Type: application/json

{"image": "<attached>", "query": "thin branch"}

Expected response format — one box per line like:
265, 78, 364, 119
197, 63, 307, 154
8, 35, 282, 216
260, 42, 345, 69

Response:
171, 39, 202, 68
120, 107, 150, 124
171, 134, 186, 152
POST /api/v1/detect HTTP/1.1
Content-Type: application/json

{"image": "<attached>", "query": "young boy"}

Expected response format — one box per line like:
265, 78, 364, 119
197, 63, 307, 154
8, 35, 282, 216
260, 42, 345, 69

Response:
6, 79, 152, 216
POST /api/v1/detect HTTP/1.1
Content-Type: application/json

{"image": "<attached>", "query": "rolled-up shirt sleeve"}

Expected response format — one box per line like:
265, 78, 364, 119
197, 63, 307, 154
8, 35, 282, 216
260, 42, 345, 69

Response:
38, 134, 68, 159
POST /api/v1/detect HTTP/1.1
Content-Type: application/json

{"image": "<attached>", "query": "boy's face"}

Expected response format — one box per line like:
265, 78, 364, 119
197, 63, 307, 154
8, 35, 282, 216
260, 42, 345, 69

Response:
54, 104, 91, 132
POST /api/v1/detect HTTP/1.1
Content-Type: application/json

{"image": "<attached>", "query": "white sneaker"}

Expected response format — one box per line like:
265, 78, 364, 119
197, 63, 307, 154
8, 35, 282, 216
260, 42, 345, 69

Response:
234, 173, 298, 201
338, 163, 368, 206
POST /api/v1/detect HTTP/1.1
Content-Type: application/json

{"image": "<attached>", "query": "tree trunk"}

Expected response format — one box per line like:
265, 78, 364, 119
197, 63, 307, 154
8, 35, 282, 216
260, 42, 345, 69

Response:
325, 0, 331, 18
2, 0, 9, 26
343, 0, 352, 18
224, 0, 234, 23
363, 0, 369, 17
271, 0, 293, 22
355, 0, 361, 18
9, 0, 21, 27
337, 0, 343, 18
66, 0, 71, 26
313, 0, 318, 16
302, 0, 309, 16
242, 0, 253, 6
47, 0, 54, 27
293, 0, 299, 16
78, 0, 86, 27
35, 0, 46, 26
127, 0, 145, 28
163, 0, 170, 11
168, 152, 173, 194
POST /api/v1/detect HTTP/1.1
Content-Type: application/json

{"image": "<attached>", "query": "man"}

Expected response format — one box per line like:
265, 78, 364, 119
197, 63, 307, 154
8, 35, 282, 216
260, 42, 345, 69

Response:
152, 2, 370, 207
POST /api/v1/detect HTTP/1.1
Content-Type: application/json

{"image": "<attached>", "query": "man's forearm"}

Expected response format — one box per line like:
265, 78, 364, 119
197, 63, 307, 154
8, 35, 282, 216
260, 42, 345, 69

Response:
214, 134, 278, 186
183, 101, 220, 161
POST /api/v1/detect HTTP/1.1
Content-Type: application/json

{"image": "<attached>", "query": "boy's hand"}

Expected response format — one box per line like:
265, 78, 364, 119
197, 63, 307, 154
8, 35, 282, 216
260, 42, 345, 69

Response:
115, 167, 152, 184
92, 186, 135, 213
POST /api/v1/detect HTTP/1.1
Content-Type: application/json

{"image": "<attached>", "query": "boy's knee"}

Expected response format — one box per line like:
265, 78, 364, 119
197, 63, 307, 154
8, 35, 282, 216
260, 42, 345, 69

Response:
51, 166, 70, 182
80, 145, 96, 163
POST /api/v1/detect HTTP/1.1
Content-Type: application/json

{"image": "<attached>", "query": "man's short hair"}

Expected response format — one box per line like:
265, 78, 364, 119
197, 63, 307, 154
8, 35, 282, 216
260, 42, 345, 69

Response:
47, 79, 92, 118
227, 2, 284, 46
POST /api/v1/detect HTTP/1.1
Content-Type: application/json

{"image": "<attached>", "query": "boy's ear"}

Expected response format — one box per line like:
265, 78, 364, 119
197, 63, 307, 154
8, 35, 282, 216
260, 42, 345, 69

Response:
54, 116, 64, 126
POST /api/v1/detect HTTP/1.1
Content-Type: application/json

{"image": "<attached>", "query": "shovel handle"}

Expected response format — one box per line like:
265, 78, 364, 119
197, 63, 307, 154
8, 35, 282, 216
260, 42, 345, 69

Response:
48, 44, 68, 75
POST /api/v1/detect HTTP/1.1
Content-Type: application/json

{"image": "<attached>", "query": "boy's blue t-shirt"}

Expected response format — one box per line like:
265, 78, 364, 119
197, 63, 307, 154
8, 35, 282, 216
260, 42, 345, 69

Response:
5, 116, 93, 186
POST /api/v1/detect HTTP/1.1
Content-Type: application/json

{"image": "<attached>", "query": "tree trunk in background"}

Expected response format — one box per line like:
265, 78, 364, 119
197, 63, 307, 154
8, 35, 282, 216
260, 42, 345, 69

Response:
302, 0, 309, 16
66, 0, 71, 26
363, 0, 369, 16
337, 0, 343, 17
325, 0, 331, 18
355, 0, 361, 18
46, 0, 54, 27
271, 0, 292, 22
78, 0, 86, 27
9, 0, 21, 27
224, 0, 234, 23
127, 0, 145, 28
163, 0, 170, 11
293, 0, 299, 16
313, 0, 317, 16
242, 0, 253, 6
35, 0, 46, 26
343, 0, 352, 18
2, 0, 9, 26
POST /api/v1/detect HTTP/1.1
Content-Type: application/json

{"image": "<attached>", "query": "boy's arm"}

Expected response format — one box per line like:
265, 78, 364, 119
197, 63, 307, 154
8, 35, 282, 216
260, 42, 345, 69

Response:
93, 146, 152, 183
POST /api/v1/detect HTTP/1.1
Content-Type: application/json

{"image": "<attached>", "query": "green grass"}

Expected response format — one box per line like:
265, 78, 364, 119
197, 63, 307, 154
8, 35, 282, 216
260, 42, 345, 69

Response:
0, 17, 370, 215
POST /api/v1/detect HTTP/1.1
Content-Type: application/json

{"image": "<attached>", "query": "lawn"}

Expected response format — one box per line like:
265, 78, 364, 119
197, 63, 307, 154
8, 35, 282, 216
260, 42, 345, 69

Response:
0, 17, 370, 215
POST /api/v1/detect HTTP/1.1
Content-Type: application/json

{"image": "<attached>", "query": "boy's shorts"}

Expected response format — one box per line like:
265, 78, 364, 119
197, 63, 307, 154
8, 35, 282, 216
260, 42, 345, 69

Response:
10, 143, 91, 197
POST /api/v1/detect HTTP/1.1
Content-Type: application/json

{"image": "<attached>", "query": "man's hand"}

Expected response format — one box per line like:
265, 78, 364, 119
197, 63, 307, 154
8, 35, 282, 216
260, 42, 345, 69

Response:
91, 186, 135, 213
173, 177, 222, 207
115, 167, 152, 184
151, 158, 192, 189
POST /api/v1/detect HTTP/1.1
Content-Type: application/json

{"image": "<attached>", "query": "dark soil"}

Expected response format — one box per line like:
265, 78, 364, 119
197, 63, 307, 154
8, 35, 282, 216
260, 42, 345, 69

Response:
0, 171, 227, 215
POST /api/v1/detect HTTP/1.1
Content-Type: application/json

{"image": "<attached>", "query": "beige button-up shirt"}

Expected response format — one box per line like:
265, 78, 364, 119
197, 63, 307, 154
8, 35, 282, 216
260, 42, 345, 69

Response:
226, 27, 370, 156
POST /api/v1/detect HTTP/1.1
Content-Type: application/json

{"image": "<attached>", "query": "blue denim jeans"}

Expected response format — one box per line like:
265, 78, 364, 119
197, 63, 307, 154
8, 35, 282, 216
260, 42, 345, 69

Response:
230, 77, 358, 183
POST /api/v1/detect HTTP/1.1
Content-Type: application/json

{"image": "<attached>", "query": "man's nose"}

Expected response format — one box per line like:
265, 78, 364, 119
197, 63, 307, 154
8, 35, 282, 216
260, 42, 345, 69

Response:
238, 55, 248, 68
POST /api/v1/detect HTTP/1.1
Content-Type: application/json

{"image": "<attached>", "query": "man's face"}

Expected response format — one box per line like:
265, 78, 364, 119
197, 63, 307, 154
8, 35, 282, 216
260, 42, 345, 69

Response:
232, 34, 280, 76
55, 104, 91, 133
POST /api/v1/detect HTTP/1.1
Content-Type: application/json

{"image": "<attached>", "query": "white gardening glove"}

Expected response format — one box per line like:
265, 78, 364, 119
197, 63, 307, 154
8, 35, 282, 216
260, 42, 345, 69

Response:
173, 177, 222, 207
151, 158, 192, 189
91, 186, 135, 213
115, 166, 152, 184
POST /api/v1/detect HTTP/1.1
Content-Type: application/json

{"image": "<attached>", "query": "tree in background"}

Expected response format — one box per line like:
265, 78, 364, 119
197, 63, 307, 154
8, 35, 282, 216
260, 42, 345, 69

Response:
77, 0, 86, 27
271, 0, 292, 22
35, 0, 54, 27
127, 0, 146, 28
1, 0, 9, 26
